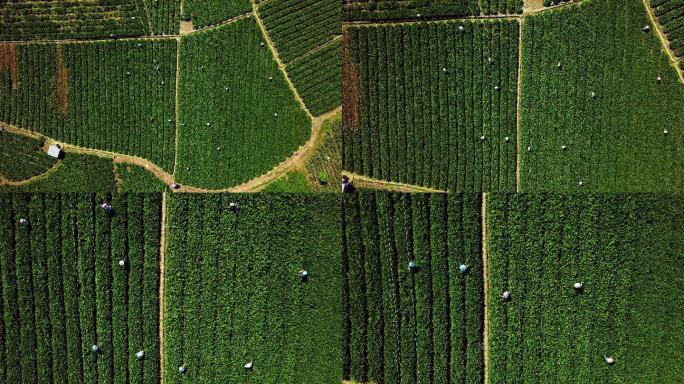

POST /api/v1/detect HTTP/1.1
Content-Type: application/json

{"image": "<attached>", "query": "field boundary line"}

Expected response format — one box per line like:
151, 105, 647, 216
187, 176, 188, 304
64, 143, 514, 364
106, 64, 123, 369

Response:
515, 18, 523, 192
481, 193, 490, 384
159, 192, 168, 384
287, 35, 343, 67
2, 35, 179, 45
183, 12, 253, 36
342, 172, 448, 193
642, 0, 684, 83
524, 0, 585, 15
0, 161, 64, 186
252, 0, 313, 120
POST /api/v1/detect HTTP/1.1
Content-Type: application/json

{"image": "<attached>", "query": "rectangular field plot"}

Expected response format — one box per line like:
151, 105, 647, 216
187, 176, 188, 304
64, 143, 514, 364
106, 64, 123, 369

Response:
343, 20, 519, 192
343, 0, 522, 21
343, 193, 484, 384
0, 193, 162, 384
163, 194, 342, 383
487, 194, 684, 383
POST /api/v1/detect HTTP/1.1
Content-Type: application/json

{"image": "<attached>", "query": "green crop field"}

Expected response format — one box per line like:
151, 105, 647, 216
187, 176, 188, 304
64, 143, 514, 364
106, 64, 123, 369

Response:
259, 0, 342, 116
520, 0, 684, 192
176, 17, 310, 189
0, 193, 162, 383
343, 20, 519, 192
651, 0, 684, 68
163, 193, 342, 383
182, 0, 250, 29
343, 193, 484, 384
0, 39, 177, 172
343, 0, 522, 21
0, 130, 56, 182
487, 194, 684, 383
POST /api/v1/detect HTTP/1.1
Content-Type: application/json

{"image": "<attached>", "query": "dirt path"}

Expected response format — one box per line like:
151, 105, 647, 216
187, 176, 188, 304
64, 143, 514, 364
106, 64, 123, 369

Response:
515, 18, 523, 192
642, 0, 684, 84
481, 193, 490, 384
158, 192, 168, 384
343, 172, 447, 193
252, 0, 313, 119
522, 0, 544, 13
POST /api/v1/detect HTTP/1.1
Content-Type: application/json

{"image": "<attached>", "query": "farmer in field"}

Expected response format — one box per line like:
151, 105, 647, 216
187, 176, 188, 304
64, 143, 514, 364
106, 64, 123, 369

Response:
100, 201, 113, 214
299, 269, 308, 281
19, 218, 30, 227
341, 175, 355, 193
228, 202, 241, 214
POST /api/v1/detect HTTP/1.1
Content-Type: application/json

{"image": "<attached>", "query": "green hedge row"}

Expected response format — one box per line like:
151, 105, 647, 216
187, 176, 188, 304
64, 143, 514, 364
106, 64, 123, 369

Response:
0, 193, 161, 383
287, 39, 342, 116
182, 0, 250, 29
342, 192, 484, 384
343, 0, 479, 22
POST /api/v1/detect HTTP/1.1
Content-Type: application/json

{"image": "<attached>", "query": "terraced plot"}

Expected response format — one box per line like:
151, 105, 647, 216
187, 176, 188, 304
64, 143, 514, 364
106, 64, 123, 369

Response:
651, 0, 684, 69
343, 0, 522, 21
487, 194, 684, 383
343, 193, 484, 384
0, 130, 56, 181
163, 193, 342, 383
182, 0, 250, 29
0, 193, 162, 384
343, 20, 519, 192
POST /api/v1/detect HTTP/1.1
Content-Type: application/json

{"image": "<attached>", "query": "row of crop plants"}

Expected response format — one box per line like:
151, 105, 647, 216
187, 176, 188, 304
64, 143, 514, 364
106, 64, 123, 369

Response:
0, 39, 177, 172
343, 192, 484, 384
176, 18, 310, 189
163, 193, 342, 383
343, 20, 519, 192
0, 193, 161, 383
0, 131, 56, 182
0, 0, 148, 41
519, 0, 684, 191
342, 0, 521, 21
487, 194, 684, 383
259, 0, 342, 116
651, 0, 684, 66
144, 0, 181, 35
181, 0, 250, 29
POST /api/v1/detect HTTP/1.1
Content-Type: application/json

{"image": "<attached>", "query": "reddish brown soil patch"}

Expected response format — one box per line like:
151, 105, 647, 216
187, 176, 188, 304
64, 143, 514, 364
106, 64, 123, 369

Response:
342, 30, 360, 134
54, 45, 69, 115
0, 44, 19, 90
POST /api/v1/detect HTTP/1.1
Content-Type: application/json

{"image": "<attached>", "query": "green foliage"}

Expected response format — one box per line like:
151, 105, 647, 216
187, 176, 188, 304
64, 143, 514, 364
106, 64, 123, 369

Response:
0, 131, 56, 181
0, 193, 161, 383
487, 194, 684, 383
342, 193, 484, 383
0, 40, 177, 172
651, 0, 684, 60
176, 18, 310, 189
480, 0, 523, 14
261, 171, 312, 192
520, 0, 684, 191
145, 0, 182, 35
0, 0, 147, 40
287, 39, 342, 116
0, 153, 115, 192
344, 20, 519, 192
259, 0, 341, 64
163, 193, 342, 383
116, 163, 167, 192
343, 0, 480, 21
304, 113, 343, 192
182, 0, 250, 28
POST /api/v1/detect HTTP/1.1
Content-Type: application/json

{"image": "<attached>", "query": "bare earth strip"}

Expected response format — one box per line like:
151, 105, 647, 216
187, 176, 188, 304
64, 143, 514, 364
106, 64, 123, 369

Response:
642, 0, 684, 83
516, 18, 523, 192
342, 172, 448, 193
159, 192, 168, 384
481, 193, 490, 384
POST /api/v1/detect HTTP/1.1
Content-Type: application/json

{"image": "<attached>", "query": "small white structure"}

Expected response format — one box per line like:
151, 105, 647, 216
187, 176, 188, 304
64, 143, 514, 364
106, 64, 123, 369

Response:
557, 62, 562, 69
459, 264, 468, 273
643, 25, 650, 32
579, 181, 584, 186
92, 345, 99, 353
605, 356, 615, 365
656, 75, 662, 83
591, 91, 596, 99
136, 350, 144, 359
494, 85, 500, 91
299, 270, 308, 280
47, 144, 63, 159
573, 282, 583, 290
502, 291, 511, 300
505, 136, 510, 142
664, 129, 668, 135
458, 25, 464, 32
260, 42, 265, 47
244, 361, 253, 370
179, 365, 187, 374
561, 145, 567, 150
119, 259, 126, 267
527, 146, 532, 152
480, 135, 486, 141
